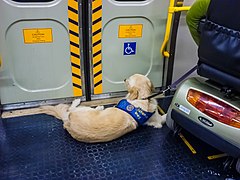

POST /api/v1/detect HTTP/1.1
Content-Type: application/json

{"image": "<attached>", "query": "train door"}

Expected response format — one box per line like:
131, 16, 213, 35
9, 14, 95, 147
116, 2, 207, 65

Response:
90, 0, 169, 98
0, 0, 84, 106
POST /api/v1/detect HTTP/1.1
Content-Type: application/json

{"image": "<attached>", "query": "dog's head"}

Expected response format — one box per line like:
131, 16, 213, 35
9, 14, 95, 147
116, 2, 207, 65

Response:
125, 74, 154, 100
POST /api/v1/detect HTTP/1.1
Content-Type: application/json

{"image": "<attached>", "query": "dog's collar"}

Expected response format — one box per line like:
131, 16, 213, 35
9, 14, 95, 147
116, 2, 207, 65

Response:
115, 99, 154, 126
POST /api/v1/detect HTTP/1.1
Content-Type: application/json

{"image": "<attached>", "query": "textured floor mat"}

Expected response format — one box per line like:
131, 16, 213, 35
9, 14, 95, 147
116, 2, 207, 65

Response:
0, 113, 239, 180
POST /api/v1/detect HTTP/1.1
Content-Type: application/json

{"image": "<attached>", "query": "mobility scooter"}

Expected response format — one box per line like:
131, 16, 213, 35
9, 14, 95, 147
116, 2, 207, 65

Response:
166, 0, 240, 173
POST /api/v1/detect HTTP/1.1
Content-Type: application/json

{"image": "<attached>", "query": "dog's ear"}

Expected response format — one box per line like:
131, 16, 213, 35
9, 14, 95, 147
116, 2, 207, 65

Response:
147, 80, 155, 93
128, 87, 139, 100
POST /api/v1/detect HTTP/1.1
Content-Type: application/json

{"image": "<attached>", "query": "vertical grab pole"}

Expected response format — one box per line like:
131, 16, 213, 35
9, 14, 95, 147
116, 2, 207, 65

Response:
160, 0, 175, 58
160, 0, 190, 58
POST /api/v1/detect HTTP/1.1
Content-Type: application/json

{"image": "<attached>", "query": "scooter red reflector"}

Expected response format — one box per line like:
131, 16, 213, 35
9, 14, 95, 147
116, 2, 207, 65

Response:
187, 89, 240, 128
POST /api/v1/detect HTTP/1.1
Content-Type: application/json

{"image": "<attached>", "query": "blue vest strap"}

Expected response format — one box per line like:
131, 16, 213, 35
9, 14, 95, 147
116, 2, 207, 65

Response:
116, 99, 154, 126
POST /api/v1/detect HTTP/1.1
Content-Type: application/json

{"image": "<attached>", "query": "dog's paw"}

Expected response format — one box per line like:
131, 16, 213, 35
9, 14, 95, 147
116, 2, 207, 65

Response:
69, 98, 81, 110
151, 122, 163, 128
73, 98, 81, 106
161, 114, 167, 124
145, 121, 163, 128
95, 105, 104, 111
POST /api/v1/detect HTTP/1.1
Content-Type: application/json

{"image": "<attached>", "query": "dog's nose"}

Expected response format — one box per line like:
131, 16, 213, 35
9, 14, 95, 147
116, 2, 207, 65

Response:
124, 79, 126, 82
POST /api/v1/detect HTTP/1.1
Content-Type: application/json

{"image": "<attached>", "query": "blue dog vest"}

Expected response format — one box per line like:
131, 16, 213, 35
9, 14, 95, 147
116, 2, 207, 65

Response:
116, 99, 154, 125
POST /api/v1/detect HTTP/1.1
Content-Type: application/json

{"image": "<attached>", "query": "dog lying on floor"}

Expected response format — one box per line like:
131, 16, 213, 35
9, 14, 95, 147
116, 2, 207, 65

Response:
40, 74, 166, 143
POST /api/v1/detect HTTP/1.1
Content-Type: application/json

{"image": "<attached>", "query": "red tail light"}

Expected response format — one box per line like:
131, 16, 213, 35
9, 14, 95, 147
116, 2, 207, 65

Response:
187, 89, 240, 128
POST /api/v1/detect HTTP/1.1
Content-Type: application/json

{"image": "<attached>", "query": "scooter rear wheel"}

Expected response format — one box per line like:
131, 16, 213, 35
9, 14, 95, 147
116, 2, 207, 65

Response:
236, 158, 240, 174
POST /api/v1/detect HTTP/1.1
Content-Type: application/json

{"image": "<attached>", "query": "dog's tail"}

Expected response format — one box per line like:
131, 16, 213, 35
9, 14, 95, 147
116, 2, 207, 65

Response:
40, 104, 70, 121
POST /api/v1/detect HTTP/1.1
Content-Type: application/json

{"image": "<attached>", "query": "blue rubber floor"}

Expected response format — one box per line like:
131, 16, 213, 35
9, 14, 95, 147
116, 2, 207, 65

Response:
0, 101, 240, 179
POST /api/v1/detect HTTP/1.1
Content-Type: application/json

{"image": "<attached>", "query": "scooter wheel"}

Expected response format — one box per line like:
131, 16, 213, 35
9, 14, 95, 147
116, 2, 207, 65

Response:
236, 158, 240, 174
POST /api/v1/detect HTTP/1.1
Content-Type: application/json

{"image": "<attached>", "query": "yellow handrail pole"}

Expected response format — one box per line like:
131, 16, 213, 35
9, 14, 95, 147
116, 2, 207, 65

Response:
160, 0, 175, 58
174, 6, 191, 12
160, 0, 190, 58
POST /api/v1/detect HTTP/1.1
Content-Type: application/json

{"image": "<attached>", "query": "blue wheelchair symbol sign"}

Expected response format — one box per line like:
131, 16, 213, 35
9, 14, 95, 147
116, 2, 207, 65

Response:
124, 42, 136, 55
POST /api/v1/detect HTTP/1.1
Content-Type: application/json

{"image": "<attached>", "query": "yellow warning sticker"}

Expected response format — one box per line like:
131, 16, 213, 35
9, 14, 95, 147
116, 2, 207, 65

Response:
179, 133, 197, 154
207, 153, 228, 160
118, 24, 143, 38
23, 28, 53, 44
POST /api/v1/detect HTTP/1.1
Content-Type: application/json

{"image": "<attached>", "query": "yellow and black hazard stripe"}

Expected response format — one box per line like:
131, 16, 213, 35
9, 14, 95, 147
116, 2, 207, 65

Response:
179, 133, 197, 154
92, 0, 103, 94
68, 0, 82, 96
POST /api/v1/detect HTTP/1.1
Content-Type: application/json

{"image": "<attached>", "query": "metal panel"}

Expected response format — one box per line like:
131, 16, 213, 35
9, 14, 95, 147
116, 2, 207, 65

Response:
90, 0, 169, 98
0, 0, 84, 105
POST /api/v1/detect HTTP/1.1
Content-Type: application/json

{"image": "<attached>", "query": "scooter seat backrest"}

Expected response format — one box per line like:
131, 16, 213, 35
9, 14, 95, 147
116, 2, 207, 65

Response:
197, 0, 240, 92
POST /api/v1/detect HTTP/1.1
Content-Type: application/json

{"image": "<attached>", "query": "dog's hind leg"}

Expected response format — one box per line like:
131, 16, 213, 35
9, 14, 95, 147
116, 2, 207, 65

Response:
95, 105, 104, 111
68, 98, 81, 111
40, 104, 70, 121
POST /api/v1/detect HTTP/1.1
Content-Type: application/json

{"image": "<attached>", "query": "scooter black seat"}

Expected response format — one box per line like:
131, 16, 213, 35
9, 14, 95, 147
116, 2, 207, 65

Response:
197, 63, 240, 93
198, 19, 240, 93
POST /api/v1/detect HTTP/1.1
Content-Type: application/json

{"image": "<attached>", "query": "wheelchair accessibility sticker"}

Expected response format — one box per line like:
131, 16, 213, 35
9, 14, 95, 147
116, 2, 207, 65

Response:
124, 42, 136, 55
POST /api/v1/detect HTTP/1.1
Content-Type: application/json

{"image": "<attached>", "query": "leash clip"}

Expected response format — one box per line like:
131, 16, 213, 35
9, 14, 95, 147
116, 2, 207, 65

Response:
141, 65, 197, 100
162, 85, 171, 96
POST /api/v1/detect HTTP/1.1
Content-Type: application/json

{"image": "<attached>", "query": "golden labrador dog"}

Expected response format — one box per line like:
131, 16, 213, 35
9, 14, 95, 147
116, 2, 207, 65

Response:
40, 74, 166, 143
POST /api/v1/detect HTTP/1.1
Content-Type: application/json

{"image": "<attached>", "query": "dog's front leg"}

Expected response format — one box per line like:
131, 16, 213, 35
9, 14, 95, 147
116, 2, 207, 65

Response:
145, 110, 166, 128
